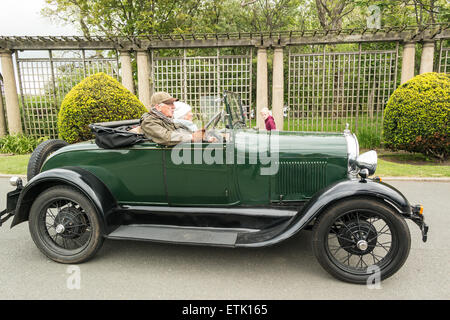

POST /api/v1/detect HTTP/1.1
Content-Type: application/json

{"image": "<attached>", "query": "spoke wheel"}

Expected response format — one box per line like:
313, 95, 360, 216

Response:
312, 198, 411, 284
327, 210, 393, 274
41, 199, 92, 252
29, 186, 104, 264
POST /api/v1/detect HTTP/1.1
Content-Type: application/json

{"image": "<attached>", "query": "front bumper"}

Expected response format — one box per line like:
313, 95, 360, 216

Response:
0, 184, 23, 227
405, 205, 429, 242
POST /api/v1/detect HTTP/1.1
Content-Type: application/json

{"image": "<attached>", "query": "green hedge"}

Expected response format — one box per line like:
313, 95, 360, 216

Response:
57, 72, 147, 143
383, 72, 449, 160
0, 135, 49, 155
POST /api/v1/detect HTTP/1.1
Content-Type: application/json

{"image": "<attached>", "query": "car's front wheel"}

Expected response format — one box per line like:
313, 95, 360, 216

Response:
312, 198, 411, 284
28, 185, 104, 264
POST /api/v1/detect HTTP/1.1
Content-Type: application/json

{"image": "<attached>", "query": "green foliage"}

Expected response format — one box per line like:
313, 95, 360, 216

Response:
356, 127, 382, 150
383, 72, 450, 160
57, 72, 147, 143
0, 135, 49, 155
42, 0, 450, 37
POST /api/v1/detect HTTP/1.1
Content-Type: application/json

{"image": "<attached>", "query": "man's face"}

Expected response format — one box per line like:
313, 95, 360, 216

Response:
156, 102, 175, 118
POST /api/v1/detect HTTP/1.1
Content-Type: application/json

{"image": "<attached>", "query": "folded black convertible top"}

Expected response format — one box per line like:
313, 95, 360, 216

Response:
89, 119, 149, 149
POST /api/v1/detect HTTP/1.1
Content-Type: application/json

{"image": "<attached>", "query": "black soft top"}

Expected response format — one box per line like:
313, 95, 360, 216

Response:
89, 119, 149, 149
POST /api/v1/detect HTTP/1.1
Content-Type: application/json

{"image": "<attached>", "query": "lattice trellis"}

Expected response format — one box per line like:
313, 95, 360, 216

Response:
438, 47, 450, 73
287, 44, 399, 134
15, 50, 119, 138
152, 48, 253, 125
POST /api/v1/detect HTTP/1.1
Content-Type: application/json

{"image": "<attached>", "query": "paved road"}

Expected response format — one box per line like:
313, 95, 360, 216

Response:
0, 178, 448, 300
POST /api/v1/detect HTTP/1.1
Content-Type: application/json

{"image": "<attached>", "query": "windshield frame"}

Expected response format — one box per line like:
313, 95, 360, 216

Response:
223, 91, 247, 129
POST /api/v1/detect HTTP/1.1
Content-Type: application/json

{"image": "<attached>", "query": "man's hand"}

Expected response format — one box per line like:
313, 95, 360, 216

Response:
191, 129, 205, 142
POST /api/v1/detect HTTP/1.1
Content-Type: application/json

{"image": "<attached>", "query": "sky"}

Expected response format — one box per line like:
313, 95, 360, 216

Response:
0, 0, 79, 36
0, 0, 80, 71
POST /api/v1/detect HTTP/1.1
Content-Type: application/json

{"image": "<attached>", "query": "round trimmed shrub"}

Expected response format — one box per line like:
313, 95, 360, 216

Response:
58, 72, 147, 143
383, 72, 449, 160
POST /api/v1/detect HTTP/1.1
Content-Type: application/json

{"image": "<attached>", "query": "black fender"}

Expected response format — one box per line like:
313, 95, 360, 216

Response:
238, 178, 411, 247
10, 166, 118, 234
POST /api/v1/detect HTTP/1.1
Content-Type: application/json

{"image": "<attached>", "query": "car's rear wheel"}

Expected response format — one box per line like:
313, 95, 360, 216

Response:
28, 185, 104, 264
27, 139, 69, 181
312, 198, 411, 284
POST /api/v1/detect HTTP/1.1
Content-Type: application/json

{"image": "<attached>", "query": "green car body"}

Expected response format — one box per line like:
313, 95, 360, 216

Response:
41, 130, 348, 207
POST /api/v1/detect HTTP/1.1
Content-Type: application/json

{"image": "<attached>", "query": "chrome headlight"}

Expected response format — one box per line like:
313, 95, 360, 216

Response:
355, 150, 378, 175
9, 176, 23, 187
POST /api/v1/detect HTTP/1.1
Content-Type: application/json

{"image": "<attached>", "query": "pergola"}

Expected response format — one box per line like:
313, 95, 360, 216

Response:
1, 24, 449, 135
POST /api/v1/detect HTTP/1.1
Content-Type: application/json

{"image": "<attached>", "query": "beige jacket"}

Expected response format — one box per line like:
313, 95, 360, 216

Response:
140, 109, 192, 146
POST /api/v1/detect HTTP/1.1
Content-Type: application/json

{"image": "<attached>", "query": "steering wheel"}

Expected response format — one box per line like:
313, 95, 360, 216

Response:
233, 120, 246, 129
205, 129, 224, 142
204, 110, 223, 130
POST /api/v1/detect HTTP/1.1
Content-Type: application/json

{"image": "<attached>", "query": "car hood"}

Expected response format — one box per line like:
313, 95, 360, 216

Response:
234, 129, 347, 158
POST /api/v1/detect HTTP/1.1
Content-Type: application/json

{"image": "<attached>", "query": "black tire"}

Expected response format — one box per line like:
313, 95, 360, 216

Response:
312, 198, 411, 284
27, 139, 69, 180
28, 185, 104, 264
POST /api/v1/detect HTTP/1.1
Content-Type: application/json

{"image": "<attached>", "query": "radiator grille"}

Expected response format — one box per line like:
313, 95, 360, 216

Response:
276, 161, 328, 197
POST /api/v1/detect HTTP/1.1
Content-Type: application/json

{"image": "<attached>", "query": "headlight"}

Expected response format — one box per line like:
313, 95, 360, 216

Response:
355, 150, 377, 175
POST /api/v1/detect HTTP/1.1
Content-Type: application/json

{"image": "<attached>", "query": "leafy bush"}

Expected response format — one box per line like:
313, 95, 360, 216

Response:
383, 72, 449, 160
0, 135, 49, 155
58, 72, 147, 143
356, 127, 382, 150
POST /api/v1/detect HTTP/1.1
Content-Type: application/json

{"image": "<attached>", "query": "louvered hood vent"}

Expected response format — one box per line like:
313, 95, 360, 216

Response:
276, 161, 328, 197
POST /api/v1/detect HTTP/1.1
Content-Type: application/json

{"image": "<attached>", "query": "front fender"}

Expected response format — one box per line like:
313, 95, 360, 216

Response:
238, 178, 411, 247
11, 167, 118, 233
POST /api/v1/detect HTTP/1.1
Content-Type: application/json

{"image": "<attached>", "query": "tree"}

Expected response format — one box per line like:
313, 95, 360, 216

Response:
238, 0, 305, 32
314, 0, 355, 30
42, 0, 208, 36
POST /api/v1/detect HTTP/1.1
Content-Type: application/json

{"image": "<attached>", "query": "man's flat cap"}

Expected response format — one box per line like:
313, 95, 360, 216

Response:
151, 92, 178, 106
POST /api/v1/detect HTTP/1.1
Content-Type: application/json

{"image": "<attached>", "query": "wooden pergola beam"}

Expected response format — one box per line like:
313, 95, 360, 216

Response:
0, 25, 449, 51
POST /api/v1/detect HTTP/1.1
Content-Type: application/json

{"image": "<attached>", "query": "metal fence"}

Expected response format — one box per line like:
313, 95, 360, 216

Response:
438, 47, 450, 73
15, 50, 119, 138
152, 48, 253, 124
287, 43, 399, 135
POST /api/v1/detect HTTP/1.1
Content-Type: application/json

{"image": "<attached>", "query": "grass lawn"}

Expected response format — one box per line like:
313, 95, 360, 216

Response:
375, 150, 450, 177
0, 154, 30, 175
0, 151, 448, 177
377, 158, 450, 177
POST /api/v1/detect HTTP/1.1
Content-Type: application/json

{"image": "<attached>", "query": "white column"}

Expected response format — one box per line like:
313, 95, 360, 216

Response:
0, 50, 22, 134
136, 50, 151, 106
256, 47, 268, 129
119, 51, 135, 94
0, 81, 6, 136
272, 47, 284, 130
401, 42, 416, 84
420, 41, 435, 74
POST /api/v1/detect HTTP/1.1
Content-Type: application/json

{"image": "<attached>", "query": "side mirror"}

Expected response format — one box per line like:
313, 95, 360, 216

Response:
355, 150, 377, 175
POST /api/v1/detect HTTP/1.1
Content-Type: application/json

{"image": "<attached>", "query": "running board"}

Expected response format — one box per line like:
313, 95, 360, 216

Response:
120, 205, 298, 217
106, 225, 259, 246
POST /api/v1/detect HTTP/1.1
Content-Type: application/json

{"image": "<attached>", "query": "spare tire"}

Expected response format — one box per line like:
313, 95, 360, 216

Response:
27, 139, 69, 181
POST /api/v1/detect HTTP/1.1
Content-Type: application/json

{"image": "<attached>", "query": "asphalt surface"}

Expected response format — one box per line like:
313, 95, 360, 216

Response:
0, 178, 448, 300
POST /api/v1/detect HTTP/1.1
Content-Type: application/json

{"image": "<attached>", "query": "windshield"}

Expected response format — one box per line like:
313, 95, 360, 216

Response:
196, 95, 227, 130
224, 91, 247, 129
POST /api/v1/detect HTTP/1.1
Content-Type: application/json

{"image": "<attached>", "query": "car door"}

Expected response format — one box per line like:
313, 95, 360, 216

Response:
116, 141, 167, 205
163, 139, 239, 206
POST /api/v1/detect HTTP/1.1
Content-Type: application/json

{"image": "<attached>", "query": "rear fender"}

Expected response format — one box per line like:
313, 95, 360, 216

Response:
238, 178, 411, 247
11, 167, 118, 234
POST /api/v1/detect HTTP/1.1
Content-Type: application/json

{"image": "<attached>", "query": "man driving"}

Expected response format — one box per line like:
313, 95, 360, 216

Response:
140, 92, 205, 146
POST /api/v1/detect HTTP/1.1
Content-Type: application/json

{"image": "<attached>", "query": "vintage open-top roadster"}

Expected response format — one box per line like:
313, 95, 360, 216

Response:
1, 92, 428, 284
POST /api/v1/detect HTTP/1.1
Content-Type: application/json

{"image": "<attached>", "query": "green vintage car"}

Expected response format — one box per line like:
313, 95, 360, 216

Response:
0, 92, 427, 284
